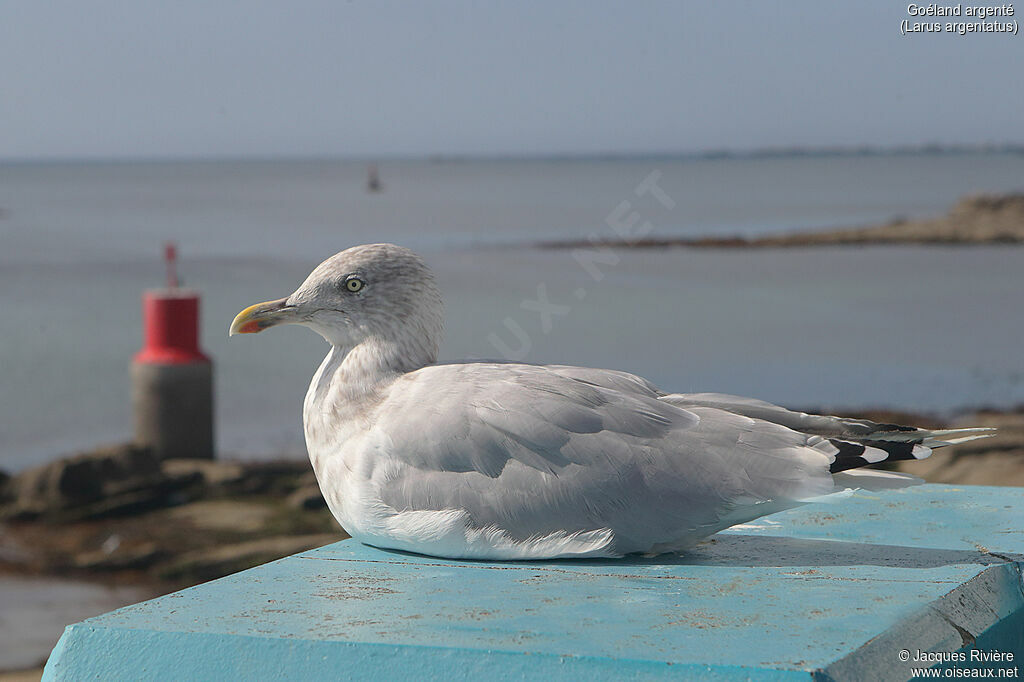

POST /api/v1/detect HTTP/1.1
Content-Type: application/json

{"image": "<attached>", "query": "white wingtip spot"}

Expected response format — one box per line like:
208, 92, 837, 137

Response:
860, 446, 889, 463
912, 444, 932, 459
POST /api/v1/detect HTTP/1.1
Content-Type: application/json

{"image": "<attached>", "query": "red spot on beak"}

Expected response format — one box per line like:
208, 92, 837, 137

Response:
238, 320, 262, 334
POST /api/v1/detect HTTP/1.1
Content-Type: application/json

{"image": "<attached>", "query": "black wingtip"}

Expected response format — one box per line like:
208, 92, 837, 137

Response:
828, 437, 926, 473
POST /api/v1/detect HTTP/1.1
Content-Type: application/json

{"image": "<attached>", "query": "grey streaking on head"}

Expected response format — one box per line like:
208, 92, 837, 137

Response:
230, 243, 995, 560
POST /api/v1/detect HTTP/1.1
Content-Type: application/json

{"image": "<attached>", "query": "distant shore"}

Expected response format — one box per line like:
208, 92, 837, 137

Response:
4, 142, 1022, 166
538, 193, 1024, 250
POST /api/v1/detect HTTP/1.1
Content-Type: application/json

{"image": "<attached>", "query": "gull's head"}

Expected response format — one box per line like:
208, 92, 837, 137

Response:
230, 243, 444, 365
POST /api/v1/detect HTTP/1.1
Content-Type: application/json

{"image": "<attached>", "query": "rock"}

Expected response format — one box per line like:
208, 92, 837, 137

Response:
0, 448, 315, 523
73, 542, 162, 571
0, 530, 33, 565
950, 193, 1024, 220
224, 461, 314, 496
162, 458, 312, 497
287, 484, 327, 511
0, 444, 201, 522
0, 469, 11, 505
161, 458, 247, 493
158, 533, 340, 582
166, 500, 276, 533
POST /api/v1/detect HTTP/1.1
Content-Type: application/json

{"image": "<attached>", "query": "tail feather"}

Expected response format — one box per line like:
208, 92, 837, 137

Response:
916, 427, 998, 447
850, 426, 996, 446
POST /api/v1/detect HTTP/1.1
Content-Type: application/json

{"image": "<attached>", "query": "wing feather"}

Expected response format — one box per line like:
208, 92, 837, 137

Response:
367, 362, 840, 554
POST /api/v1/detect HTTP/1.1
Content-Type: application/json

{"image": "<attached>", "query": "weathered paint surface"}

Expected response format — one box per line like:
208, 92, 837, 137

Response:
44, 484, 1024, 681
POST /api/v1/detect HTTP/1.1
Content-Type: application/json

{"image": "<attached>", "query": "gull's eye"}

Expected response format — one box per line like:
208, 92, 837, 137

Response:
344, 277, 365, 293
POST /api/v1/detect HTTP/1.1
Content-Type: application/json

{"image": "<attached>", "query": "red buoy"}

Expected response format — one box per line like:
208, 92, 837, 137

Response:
131, 244, 215, 460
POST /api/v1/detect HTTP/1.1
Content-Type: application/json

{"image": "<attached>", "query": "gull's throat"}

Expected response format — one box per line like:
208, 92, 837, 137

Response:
309, 334, 427, 411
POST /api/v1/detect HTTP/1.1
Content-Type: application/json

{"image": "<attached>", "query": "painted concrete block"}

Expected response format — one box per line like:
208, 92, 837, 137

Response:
44, 484, 1024, 681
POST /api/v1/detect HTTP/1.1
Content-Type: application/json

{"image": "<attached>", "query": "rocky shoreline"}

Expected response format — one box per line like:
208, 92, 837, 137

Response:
538, 193, 1024, 249
0, 446, 344, 591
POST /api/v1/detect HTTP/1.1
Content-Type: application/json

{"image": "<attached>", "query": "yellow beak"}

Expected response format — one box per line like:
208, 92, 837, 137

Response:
229, 298, 293, 336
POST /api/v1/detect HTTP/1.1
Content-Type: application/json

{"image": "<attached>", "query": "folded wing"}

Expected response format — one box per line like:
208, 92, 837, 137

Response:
369, 363, 849, 554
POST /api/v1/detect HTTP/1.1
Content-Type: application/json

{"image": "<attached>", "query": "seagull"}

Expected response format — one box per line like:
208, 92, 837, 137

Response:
230, 243, 994, 560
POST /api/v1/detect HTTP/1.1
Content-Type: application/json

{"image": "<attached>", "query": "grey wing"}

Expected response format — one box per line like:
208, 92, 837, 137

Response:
658, 392, 903, 438
369, 363, 840, 554
659, 392, 995, 471
539, 366, 887, 439
543, 364, 664, 398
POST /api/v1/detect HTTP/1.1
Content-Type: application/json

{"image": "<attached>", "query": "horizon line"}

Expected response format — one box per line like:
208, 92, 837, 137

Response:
2, 142, 1024, 165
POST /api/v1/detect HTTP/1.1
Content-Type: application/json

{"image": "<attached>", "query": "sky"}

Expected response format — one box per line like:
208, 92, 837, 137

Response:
2, 1, 1022, 160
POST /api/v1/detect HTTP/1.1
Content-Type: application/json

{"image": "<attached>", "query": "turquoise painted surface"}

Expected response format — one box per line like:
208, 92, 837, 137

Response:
44, 485, 1024, 681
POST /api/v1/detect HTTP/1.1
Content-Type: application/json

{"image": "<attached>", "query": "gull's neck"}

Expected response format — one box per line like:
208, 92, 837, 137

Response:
304, 334, 434, 442
311, 340, 408, 405
304, 336, 430, 471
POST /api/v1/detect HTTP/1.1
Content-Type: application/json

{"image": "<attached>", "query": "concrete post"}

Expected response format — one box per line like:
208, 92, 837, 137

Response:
132, 288, 214, 460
